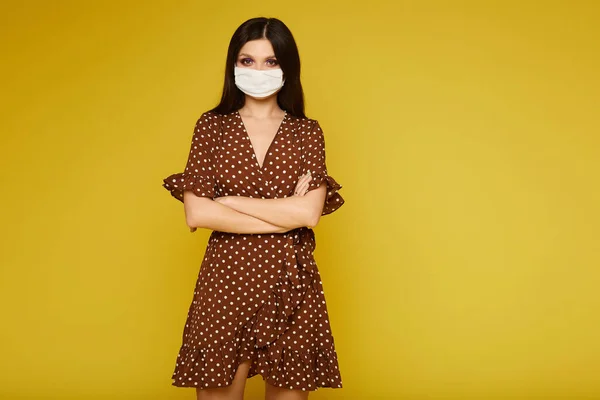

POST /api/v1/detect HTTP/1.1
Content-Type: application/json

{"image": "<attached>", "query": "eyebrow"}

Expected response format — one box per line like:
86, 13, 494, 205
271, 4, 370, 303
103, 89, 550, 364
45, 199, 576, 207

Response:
239, 53, 277, 59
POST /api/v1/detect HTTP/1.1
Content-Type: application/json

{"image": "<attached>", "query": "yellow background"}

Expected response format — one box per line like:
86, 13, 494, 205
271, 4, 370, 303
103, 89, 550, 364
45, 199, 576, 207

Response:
1, 1, 599, 399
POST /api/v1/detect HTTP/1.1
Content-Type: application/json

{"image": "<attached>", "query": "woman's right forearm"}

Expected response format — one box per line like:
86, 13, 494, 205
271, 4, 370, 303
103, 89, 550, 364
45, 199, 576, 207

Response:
184, 194, 290, 234
199, 207, 290, 234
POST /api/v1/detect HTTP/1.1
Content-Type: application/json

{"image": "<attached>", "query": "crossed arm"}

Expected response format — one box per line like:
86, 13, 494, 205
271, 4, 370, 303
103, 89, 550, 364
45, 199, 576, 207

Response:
183, 173, 327, 234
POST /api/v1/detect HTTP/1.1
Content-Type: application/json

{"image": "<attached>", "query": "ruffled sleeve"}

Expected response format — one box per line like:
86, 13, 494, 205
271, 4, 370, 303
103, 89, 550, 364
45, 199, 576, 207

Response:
302, 120, 345, 216
162, 112, 218, 202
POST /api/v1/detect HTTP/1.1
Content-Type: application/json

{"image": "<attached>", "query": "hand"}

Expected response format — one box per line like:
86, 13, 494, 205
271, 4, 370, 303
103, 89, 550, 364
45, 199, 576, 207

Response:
293, 171, 312, 196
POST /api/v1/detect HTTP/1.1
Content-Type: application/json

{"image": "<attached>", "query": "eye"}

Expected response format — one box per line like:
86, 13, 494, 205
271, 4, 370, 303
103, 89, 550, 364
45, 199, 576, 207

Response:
240, 58, 253, 66
266, 58, 279, 66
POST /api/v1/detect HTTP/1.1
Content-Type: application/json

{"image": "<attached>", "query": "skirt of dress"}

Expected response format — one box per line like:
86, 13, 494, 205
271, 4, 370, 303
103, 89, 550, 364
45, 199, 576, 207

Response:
171, 227, 343, 391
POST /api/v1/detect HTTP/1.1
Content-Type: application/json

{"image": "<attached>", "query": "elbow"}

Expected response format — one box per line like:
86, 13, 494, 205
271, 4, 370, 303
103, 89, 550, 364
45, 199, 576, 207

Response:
185, 210, 201, 229
305, 211, 322, 229
185, 214, 198, 229
184, 205, 210, 230
182, 193, 216, 230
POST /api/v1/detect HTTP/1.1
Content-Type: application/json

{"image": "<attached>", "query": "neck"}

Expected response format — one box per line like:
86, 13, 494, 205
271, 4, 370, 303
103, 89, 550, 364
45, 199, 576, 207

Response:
239, 96, 283, 119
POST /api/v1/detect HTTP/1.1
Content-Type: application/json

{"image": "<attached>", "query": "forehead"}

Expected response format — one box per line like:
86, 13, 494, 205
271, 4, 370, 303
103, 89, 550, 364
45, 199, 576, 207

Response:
238, 39, 276, 58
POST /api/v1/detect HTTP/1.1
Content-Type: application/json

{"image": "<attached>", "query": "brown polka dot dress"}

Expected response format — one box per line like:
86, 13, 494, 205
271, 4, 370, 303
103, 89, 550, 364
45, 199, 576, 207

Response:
162, 110, 345, 391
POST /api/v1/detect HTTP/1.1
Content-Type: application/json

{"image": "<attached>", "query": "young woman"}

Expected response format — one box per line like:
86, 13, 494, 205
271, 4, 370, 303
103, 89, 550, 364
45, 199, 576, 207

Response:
162, 17, 345, 400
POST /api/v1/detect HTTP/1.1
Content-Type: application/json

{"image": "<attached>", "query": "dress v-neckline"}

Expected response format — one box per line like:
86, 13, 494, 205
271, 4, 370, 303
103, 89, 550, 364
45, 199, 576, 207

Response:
236, 110, 287, 172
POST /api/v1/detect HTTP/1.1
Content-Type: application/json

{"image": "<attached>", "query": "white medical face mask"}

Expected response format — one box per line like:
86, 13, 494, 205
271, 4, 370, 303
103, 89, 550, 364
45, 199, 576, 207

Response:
233, 66, 285, 98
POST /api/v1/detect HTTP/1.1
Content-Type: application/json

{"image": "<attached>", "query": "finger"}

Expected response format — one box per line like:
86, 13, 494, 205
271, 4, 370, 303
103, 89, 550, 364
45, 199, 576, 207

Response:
294, 175, 308, 192
294, 173, 313, 195
299, 172, 312, 183
294, 181, 307, 196
297, 181, 310, 196
295, 175, 307, 189
302, 176, 312, 191
298, 174, 312, 187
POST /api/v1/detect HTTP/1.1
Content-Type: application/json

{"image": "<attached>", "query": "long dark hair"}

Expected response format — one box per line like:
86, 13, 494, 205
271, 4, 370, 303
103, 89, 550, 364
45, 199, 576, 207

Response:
210, 17, 306, 118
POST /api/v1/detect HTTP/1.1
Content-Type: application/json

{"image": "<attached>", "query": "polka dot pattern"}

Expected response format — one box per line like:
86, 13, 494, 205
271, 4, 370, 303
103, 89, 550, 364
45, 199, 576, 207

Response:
162, 110, 344, 391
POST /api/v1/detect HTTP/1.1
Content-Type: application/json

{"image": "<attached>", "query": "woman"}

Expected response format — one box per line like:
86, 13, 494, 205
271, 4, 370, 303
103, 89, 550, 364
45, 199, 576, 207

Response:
162, 17, 345, 400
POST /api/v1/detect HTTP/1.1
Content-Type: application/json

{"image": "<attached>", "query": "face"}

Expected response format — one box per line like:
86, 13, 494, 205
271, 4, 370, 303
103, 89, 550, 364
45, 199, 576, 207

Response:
236, 39, 281, 72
